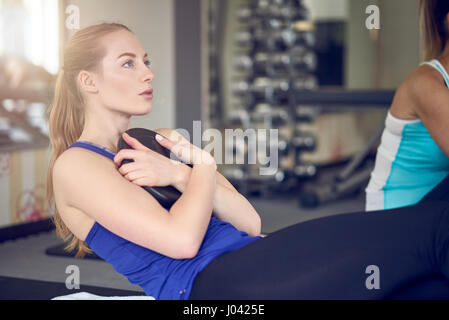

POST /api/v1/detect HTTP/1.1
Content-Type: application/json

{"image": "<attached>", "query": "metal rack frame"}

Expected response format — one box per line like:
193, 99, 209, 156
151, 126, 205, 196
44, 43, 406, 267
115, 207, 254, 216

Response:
294, 88, 395, 207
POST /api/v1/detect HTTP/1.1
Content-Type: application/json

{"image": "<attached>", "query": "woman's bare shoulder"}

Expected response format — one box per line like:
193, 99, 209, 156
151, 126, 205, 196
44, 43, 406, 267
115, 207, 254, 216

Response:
55, 145, 115, 176
408, 63, 446, 89
407, 64, 448, 105
53, 148, 105, 241
54, 146, 120, 230
390, 64, 447, 119
410, 64, 444, 80
53, 145, 118, 209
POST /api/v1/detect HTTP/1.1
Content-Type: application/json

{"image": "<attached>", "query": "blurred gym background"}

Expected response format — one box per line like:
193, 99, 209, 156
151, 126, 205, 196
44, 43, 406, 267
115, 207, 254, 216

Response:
0, 0, 420, 293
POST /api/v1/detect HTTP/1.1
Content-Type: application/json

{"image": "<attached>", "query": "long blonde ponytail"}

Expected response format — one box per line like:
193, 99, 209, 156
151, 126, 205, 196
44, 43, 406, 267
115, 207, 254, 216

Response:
46, 23, 133, 258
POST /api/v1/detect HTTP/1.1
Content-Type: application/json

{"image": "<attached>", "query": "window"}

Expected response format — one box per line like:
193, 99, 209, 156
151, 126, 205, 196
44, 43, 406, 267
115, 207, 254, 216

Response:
0, 0, 59, 74
0, 0, 59, 150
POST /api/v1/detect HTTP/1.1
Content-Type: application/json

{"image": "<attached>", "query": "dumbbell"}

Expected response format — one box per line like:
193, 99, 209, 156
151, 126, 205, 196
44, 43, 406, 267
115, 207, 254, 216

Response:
232, 77, 318, 107
247, 168, 287, 184
232, 76, 311, 95
284, 29, 316, 48
225, 109, 251, 127
117, 128, 192, 210
291, 132, 316, 152
222, 166, 246, 180
231, 77, 290, 105
250, 0, 310, 20
234, 53, 268, 75
251, 106, 289, 127
293, 74, 319, 90
293, 163, 317, 178
276, 135, 290, 156
255, 133, 290, 157
235, 28, 315, 51
295, 105, 319, 123
235, 30, 253, 48
236, 5, 252, 23
235, 47, 316, 76
221, 166, 288, 196
290, 46, 317, 72
224, 131, 290, 160
265, 49, 316, 74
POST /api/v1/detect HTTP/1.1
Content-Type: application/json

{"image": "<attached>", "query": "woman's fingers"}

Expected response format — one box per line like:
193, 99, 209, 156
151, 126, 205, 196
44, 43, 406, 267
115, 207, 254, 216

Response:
113, 149, 140, 167
155, 134, 188, 161
155, 133, 215, 166
114, 132, 147, 166
117, 161, 140, 175
122, 132, 149, 151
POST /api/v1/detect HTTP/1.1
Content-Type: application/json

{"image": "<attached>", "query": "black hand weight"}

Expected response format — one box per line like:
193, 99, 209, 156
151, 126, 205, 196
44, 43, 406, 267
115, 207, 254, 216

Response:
117, 127, 187, 210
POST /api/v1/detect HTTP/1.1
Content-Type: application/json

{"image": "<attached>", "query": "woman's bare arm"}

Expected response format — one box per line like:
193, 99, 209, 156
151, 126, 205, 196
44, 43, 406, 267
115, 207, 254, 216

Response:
155, 128, 262, 237
169, 162, 217, 257
409, 70, 449, 157
53, 149, 198, 259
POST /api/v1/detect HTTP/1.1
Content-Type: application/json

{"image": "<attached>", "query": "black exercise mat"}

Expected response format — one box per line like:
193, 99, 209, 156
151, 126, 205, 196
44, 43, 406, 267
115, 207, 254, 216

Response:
0, 218, 54, 243
45, 243, 103, 261
0, 276, 145, 300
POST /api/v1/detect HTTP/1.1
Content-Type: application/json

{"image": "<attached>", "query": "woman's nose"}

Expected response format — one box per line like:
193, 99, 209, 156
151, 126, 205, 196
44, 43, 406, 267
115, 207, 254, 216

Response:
142, 67, 154, 83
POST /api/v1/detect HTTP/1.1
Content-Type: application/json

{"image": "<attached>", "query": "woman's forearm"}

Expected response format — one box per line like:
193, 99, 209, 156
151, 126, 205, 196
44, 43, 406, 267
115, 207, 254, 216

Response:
169, 163, 217, 255
173, 163, 262, 237
211, 183, 262, 237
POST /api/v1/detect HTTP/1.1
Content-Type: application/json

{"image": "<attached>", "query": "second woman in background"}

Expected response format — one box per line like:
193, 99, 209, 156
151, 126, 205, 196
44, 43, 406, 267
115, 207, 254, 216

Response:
366, 0, 449, 211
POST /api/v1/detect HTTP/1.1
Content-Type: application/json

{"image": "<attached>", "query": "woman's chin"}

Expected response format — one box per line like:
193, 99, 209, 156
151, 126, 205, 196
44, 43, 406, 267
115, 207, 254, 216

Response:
137, 102, 152, 115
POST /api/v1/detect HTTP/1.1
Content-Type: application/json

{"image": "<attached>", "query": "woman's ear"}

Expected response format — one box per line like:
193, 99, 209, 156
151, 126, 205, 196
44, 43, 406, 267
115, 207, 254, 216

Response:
78, 70, 99, 94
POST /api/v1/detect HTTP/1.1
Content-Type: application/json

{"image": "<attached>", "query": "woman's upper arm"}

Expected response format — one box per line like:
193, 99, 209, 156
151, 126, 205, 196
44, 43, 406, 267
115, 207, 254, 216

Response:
409, 73, 449, 156
53, 150, 194, 259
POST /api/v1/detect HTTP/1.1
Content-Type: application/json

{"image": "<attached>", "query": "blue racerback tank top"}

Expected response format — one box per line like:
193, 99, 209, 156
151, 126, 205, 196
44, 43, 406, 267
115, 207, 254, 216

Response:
67, 140, 262, 299
365, 59, 449, 211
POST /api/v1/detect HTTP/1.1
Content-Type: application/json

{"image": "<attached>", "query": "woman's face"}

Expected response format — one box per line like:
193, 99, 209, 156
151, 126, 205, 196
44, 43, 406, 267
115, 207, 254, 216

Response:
92, 30, 154, 115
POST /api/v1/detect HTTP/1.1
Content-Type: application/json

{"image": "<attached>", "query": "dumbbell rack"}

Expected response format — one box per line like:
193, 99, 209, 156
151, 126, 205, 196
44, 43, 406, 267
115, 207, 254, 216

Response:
219, 0, 320, 197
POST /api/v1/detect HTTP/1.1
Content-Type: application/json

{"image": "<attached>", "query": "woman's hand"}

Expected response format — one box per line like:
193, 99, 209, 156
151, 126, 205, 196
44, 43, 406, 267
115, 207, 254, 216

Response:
155, 132, 216, 169
113, 132, 186, 189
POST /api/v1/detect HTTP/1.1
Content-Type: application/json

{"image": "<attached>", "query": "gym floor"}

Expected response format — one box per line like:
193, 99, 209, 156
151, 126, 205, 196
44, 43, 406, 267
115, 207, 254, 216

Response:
254, 189, 365, 234
0, 165, 365, 296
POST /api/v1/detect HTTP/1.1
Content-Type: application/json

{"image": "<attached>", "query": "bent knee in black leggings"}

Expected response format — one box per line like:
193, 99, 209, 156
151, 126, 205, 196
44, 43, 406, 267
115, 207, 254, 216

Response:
190, 201, 449, 299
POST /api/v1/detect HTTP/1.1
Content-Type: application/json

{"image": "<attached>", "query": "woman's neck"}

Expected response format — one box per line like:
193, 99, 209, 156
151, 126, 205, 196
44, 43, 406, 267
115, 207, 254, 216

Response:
438, 43, 449, 69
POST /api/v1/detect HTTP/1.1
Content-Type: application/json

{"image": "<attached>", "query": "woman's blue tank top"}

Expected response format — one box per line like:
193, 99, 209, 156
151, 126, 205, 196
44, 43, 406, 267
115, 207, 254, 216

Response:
67, 140, 262, 299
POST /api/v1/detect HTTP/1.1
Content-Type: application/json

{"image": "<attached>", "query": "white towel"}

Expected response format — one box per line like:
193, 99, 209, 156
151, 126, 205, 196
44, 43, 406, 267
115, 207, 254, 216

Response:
51, 292, 155, 300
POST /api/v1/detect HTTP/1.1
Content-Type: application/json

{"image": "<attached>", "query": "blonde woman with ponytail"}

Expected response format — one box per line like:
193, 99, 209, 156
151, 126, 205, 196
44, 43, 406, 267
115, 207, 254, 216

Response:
46, 22, 261, 299
47, 22, 449, 300
365, 0, 449, 211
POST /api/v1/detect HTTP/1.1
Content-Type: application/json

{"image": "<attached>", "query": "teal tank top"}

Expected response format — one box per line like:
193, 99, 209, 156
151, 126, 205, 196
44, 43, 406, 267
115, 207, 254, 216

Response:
67, 140, 261, 299
365, 59, 449, 211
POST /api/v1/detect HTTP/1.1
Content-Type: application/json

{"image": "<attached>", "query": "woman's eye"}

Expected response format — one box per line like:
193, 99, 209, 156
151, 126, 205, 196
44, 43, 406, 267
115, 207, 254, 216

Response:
123, 60, 134, 68
144, 60, 151, 68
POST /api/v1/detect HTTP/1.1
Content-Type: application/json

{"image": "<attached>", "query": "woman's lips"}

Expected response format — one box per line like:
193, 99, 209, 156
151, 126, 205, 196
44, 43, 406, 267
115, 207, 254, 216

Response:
140, 89, 153, 99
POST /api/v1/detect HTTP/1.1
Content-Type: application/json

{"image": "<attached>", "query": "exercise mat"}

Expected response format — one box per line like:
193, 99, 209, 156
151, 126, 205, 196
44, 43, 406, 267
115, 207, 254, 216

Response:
45, 242, 103, 261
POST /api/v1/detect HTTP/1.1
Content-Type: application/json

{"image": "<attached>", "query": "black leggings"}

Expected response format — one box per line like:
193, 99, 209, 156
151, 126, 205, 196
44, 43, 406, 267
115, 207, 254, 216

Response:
189, 172, 449, 300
